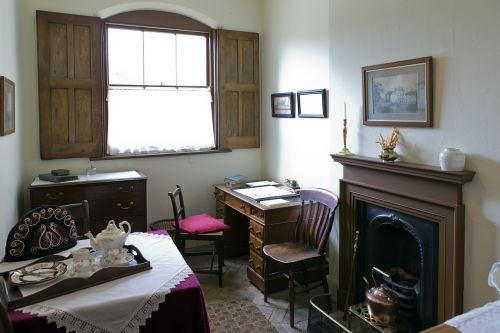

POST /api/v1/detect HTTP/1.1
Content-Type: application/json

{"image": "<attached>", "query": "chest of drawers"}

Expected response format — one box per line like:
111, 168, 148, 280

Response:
29, 171, 147, 235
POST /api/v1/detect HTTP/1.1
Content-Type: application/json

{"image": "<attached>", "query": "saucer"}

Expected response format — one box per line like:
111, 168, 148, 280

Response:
66, 264, 101, 278
101, 253, 134, 266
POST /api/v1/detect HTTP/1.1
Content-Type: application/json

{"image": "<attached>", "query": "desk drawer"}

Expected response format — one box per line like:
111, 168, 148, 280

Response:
249, 220, 264, 240
249, 252, 263, 276
226, 195, 250, 215
216, 200, 225, 218
249, 234, 263, 256
214, 188, 225, 201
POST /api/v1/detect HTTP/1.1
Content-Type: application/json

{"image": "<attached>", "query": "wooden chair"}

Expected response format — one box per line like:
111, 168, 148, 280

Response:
0, 277, 14, 333
61, 200, 90, 236
263, 188, 339, 327
168, 185, 229, 288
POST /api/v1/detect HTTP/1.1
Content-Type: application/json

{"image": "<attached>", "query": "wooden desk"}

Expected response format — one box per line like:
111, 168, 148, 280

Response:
29, 171, 147, 235
214, 184, 301, 291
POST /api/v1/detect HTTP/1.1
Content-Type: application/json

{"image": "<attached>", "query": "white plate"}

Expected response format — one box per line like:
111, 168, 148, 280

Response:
9, 261, 67, 285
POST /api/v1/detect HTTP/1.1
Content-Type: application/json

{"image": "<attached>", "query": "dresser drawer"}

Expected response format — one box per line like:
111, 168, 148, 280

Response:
90, 197, 146, 218
249, 219, 264, 240
87, 181, 146, 200
91, 215, 146, 234
249, 233, 263, 256
30, 187, 85, 206
249, 252, 263, 276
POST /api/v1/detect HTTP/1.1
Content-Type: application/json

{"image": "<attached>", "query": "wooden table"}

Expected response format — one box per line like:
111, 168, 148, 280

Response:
7, 231, 209, 333
214, 184, 301, 291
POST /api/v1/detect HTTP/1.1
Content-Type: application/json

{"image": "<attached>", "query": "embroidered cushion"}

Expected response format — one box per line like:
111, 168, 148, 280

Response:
177, 214, 230, 234
4, 205, 78, 262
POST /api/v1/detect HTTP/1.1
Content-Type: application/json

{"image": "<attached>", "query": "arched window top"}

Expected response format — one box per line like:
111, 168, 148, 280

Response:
105, 10, 212, 32
97, 2, 217, 28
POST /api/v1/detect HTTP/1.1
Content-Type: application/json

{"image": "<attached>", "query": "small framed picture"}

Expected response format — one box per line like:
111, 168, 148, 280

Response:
271, 92, 295, 118
363, 57, 432, 127
297, 89, 327, 118
0, 76, 15, 136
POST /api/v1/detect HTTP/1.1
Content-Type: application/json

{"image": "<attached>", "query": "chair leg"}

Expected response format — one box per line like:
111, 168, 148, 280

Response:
264, 255, 269, 303
210, 244, 216, 271
319, 259, 331, 311
289, 269, 295, 328
217, 238, 224, 288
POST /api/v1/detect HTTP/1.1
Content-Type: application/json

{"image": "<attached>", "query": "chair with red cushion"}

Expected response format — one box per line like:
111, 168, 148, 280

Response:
169, 185, 229, 288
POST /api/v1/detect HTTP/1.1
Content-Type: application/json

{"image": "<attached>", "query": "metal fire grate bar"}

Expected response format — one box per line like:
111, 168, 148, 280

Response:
348, 302, 413, 333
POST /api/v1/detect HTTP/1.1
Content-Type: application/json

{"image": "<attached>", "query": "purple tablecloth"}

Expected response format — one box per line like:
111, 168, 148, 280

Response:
8, 230, 210, 333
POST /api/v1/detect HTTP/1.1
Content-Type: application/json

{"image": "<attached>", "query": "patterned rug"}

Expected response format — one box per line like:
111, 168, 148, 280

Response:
207, 299, 279, 333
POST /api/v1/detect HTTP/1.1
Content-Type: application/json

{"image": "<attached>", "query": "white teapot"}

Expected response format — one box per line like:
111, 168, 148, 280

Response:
85, 220, 131, 256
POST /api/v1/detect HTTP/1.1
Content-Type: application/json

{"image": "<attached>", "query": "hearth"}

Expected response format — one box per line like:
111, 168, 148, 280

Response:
331, 154, 474, 330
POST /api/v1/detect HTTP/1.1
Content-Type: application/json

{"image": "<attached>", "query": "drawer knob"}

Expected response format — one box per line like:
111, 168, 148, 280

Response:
117, 201, 134, 209
45, 192, 63, 200
240, 204, 245, 209
256, 231, 262, 238
118, 186, 134, 193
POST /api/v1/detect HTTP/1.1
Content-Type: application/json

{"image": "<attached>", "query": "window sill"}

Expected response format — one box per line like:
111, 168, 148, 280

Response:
90, 148, 232, 161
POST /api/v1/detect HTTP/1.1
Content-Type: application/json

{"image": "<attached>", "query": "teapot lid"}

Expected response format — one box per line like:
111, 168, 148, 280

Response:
99, 220, 124, 236
366, 285, 399, 305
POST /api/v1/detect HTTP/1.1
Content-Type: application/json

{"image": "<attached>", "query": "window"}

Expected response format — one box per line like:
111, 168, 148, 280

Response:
106, 26, 215, 155
36, 10, 260, 160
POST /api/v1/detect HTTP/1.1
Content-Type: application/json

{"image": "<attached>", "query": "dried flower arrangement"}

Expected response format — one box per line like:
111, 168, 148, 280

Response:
376, 128, 399, 150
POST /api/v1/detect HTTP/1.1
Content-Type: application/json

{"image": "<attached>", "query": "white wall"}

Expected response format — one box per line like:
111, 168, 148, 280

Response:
262, 0, 500, 312
17, 0, 263, 225
0, 0, 22, 258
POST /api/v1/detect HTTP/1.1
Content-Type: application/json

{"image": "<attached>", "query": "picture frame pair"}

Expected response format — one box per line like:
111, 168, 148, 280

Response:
271, 89, 327, 118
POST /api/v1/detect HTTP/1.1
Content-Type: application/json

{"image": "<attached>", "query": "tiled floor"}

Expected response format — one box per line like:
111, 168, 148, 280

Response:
187, 254, 329, 333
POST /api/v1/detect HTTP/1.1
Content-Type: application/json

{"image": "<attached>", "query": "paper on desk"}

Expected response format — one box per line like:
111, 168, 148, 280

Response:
260, 198, 290, 207
246, 180, 279, 187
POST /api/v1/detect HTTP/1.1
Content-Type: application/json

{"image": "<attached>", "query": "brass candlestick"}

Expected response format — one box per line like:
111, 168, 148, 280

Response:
339, 118, 353, 155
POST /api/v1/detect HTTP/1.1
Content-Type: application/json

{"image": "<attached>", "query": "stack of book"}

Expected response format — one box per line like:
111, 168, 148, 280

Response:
224, 174, 248, 189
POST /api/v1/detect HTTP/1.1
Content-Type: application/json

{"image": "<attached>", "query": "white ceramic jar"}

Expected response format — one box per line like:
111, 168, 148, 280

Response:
439, 148, 465, 171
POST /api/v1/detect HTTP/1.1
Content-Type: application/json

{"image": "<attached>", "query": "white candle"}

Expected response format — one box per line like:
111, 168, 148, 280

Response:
344, 102, 347, 119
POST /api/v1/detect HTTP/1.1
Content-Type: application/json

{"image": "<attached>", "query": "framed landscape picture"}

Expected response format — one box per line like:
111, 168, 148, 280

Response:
363, 57, 432, 127
271, 92, 294, 118
0, 76, 15, 136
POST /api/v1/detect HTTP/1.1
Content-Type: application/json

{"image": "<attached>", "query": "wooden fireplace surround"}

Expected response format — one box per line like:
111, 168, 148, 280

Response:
331, 154, 475, 324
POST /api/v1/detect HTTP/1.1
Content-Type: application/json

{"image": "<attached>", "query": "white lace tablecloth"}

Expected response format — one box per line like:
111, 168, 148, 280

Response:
2, 232, 192, 333
445, 300, 500, 333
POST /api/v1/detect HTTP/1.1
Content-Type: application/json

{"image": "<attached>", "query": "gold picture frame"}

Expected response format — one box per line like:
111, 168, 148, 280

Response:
0, 76, 15, 136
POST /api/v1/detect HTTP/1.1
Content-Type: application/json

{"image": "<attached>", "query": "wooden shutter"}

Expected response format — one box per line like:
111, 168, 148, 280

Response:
37, 11, 103, 159
217, 30, 260, 149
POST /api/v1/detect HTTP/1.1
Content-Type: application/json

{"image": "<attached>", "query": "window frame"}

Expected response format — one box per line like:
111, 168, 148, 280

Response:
102, 12, 218, 158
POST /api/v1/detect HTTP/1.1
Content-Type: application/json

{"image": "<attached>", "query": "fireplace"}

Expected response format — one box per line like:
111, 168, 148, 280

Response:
331, 154, 474, 330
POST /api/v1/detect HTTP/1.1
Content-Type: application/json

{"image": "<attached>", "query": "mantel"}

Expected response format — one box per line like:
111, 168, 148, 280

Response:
331, 153, 475, 326
331, 154, 475, 185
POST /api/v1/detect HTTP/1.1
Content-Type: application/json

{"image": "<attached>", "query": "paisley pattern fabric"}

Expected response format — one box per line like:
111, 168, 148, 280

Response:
4, 206, 78, 262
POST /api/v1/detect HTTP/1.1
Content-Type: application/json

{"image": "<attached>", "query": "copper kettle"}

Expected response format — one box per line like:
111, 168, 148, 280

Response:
364, 267, 399, 326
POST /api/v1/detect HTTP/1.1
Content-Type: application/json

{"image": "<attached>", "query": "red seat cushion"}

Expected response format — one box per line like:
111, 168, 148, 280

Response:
178, 214, 230, 234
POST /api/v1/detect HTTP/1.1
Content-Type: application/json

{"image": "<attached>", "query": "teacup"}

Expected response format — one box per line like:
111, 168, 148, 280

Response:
71, 248, 95, 276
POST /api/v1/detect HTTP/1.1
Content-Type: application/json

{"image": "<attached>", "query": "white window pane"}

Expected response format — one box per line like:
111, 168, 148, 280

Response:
177, 34, 207, 86
107, 88, 215, 154
108, 28, 143, 85
144, 31, 176, 86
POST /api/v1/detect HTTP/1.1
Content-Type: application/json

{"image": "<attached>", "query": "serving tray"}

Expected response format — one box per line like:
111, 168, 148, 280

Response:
1, 245, 151, 310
